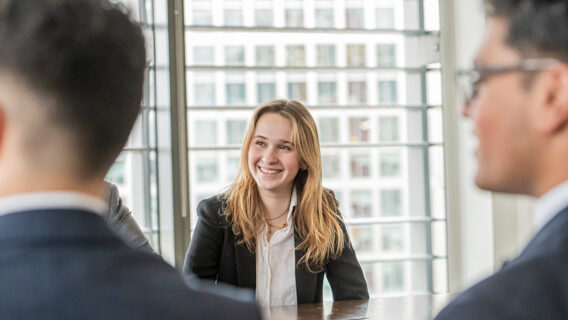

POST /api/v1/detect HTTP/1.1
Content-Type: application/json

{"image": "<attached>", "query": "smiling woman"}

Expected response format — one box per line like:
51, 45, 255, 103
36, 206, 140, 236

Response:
183, 99, 369, 307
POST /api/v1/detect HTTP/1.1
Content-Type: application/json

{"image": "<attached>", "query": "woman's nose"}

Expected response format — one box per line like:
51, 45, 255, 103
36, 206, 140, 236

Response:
261, 147, 277, 163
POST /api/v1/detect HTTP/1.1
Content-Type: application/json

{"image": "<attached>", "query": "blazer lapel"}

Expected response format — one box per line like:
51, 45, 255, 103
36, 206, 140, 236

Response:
234, 236, 256, 289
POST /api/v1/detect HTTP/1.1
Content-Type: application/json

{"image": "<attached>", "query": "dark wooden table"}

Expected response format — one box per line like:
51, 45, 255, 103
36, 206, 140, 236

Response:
263, 294, 455, 320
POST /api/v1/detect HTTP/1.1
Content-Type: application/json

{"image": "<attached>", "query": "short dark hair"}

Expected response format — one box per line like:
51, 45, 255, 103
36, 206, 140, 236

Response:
485, 0, 568, 61
0, 0, 146, 177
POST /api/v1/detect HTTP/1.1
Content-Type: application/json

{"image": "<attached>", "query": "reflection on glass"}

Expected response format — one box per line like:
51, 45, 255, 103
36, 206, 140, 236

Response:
349, 117, 370, 142
319, 118, 339, 143
226, 83, 246, 105
379, 152, 400, 177
347, 44, 366, 67
348, 81, 367, 104
226, 120, 246, 145
317, 44, 336, 67
225, 46, 244, 66
379, 116, 399, 142
285, 8, 304, 27
346, 8, 364, 29
378, 80, 398, 103
257, 82, 276, 104
256, 46, 274, 66
255, 9, 272, 27
382, 262, 404, 293
318, 81, 336, 104
377, 44, 396, 67
288, 82, 306, 102
196, 157, 218, 182
286, 45, 305, 66
315, 9, 334, 28
322, 154, 340, 179
382, 225, 403, 252
224, 9, 243, 26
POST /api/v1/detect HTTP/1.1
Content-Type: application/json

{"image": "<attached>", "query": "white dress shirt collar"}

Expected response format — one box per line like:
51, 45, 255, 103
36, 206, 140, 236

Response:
534, 180, 568, 231
0, 191, 108, 217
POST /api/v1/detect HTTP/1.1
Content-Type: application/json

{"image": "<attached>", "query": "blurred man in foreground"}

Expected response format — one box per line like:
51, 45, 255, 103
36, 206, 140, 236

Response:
0, 0, 260, 318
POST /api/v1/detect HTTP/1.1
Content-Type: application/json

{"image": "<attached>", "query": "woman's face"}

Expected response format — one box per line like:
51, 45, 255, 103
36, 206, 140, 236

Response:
248, 113, 302, 197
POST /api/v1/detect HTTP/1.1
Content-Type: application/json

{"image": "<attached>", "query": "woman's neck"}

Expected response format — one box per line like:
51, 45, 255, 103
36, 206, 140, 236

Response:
259, 187, 292, 220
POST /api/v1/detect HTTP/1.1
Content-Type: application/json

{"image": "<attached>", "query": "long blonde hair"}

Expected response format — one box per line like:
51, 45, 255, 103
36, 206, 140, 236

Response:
222, 99, 345, 272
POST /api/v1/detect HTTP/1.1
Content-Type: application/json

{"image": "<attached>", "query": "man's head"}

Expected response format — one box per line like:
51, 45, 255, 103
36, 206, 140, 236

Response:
463, 0, 568, 196
0, 0, 145, 186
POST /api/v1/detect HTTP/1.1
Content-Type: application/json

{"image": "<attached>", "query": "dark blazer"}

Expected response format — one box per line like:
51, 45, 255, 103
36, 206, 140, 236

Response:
0, 208, 261, 320
436, 206, 568, 319
183, 195, 369, 304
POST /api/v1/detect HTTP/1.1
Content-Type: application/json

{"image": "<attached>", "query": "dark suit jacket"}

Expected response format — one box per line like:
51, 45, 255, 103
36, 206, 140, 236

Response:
183, 195, 369, 304
0, 209, 261, 320
436, 206, 568, 319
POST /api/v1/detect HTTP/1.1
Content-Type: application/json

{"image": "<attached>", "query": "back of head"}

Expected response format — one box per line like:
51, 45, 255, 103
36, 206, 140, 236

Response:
0, 0, 146, 179
485, 0, 568, 60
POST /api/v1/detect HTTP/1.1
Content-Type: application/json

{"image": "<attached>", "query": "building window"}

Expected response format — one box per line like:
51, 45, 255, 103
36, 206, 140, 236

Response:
351, 190, 372, 218
106, 155, 125, 184
226, 82, 246, 105
382, 263, 404, 293
379, 116, 399, 142
192, 9, 211, 26
195, 121, 217, 145
349, 117, 370, 142
257, 82, 276, 104
255, 9, 272, 27
381, 189, 401, 216
382, 225, 403, 252
347, 44, 366, 67
196, 157, 218, 182
288, 82, 306, 102
378, 80, 398, 103
256, 46, 274, 66
351, 227, 374, 252
318, 81, 336, 104
348, 81, 367, 104
317, 45, 336, 67
194, 83, 215, 105
193, 46, 214, 65
226, 120, 247, 145
379, 152, 401, 177
225, 46, 244, 66
322, 154, 340, 179
227, 157, 240, 181
376, 8, 394, 29
286, 45, 305, 66
315, 9, 334, 28
377, 44, 396, 67
285, 9, 304, 28
346, 8, 364, 29
318, 118, 339, 143
224, 9, 243, 26
350, 153, 370, 177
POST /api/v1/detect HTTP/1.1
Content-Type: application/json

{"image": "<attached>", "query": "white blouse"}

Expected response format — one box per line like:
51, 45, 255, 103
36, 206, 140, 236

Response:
255, 188, 298, 307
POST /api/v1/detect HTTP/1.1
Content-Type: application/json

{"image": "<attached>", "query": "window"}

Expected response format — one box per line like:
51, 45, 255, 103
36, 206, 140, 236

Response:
227, 157, 240, 181
195, 121, 217, 145
315, 9, 334, 28
381, 189, 402, 216
224, 9, 243, 26
382, 263, 404, 293
379, 152, 401, 177
226, 120, 247, 145
350, 153, 370, 177
194, 83, 215, 105
348, 81, 367, 104
193, 46, 214, 65
107, 154, 125, 184
193, 9, 211, 26
377, 44, 396, 67
379, 116, 399, 142
376, 8, 394, 29
288, 82, 306, 102
347, 45, 365, 67
257, 82, 276, 104
378, 80, 398, 103
196, 157, 218, 182
285, 9, 304, 27
322, 154, 340, 178
349, 117, 369, 142
346, 8, 364, 29
317, 45, 336, 67
319, 118, 339, 143
256, 46, 274, 66
225, 46, 244, 66
382, 225, 403, 252
255, 9, 272, 27
351, 227, 374, 252
351, 190, 372, 218
286, 45, 305, 66
318, 81, 336, 104
226, 82, 246, 105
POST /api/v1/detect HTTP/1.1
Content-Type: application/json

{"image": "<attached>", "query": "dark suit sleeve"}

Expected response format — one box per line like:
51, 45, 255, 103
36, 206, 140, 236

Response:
326, 214, 369, 301
105, 181, 154, 253
183, 196, 225, 281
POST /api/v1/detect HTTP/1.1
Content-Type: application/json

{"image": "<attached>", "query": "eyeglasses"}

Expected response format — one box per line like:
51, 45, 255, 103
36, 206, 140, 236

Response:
456, 58, 560, 106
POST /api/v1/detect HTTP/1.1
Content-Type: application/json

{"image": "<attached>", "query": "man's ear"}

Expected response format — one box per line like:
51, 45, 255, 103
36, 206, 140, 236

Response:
0, 106, 5, 154
535, 63, 568, 134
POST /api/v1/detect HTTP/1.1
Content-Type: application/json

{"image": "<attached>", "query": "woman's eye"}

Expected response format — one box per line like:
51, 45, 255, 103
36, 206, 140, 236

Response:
280, 145, 291, 151
255, 141, 265, 146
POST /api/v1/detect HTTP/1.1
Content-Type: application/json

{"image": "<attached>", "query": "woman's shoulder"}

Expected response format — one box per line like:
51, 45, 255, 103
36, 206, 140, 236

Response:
196, 194, 228, 220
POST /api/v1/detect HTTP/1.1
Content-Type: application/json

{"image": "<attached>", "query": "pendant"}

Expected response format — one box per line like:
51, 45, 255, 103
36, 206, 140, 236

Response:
281, 223, 287, 229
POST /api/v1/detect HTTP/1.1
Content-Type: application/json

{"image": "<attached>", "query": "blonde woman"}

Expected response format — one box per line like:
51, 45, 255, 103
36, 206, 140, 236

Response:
183, 99, 368, 306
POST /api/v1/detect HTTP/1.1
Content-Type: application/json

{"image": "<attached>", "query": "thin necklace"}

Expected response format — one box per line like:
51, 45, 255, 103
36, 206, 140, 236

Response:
264, 205, 289, 221
265, 205, 289, 230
